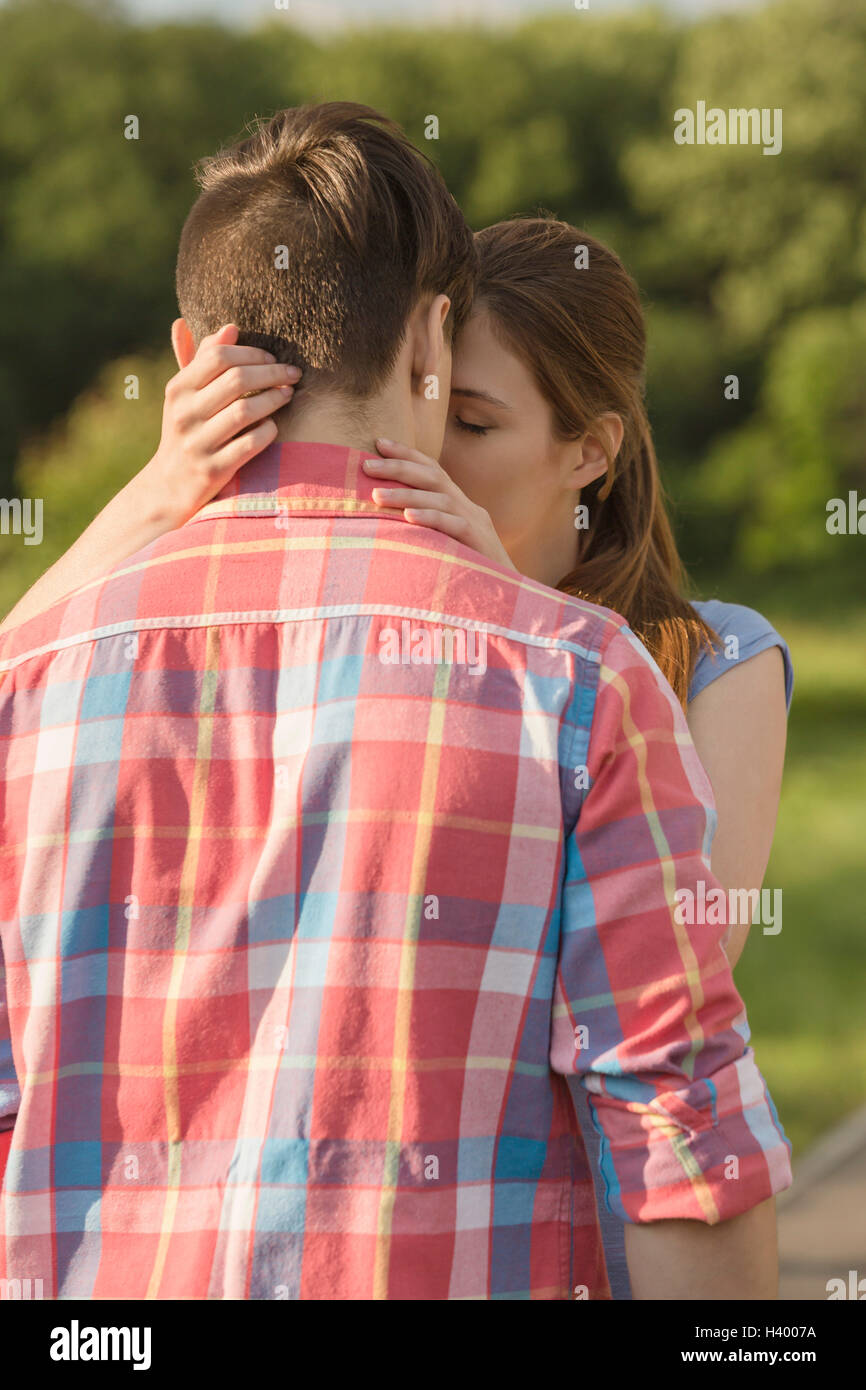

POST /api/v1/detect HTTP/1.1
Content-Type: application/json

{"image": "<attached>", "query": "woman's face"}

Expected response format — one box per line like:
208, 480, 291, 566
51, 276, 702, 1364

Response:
439, 308, 585, 586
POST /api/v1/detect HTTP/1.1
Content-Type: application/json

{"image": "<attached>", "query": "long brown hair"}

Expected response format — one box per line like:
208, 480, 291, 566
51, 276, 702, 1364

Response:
473, 216, 717, 707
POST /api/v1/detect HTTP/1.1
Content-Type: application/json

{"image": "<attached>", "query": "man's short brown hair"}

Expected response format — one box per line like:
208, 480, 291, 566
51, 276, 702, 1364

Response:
175, 102, 478, 399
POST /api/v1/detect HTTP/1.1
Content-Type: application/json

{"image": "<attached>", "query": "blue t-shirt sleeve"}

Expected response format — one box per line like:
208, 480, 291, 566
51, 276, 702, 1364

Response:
688, 600, 794, 710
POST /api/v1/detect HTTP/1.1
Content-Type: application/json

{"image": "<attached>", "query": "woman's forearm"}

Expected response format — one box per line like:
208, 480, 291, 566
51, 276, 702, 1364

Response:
0, 463, 180, 635
686, 648, 788, 968
0, 326, 298, 639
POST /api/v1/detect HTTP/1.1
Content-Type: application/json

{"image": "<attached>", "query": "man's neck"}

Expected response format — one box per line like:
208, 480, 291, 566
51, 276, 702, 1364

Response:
274, 389, 417, 456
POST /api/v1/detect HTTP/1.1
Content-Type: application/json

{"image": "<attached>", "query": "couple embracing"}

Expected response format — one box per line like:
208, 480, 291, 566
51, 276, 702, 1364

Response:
0, 102, 792, 1300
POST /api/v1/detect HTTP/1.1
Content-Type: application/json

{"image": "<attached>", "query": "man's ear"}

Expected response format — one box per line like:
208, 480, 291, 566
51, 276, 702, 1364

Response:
411, 294, 451, 399
171, 318, 196, 370
562, 413, 625, 490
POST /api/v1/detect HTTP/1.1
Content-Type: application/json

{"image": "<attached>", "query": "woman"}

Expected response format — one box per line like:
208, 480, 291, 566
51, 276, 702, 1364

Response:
371, 218, 792, 969
366, 220, 792, 1297
0, 218, 791, 1297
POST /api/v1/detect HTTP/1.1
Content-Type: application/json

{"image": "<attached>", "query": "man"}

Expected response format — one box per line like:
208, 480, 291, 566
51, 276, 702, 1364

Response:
0, 102, 790, 1300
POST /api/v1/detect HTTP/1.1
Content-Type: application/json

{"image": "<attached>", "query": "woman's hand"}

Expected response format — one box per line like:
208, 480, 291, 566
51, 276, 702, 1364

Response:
0, 325, 300, 635
146, 322, 301, 526
363, 439, 515, 570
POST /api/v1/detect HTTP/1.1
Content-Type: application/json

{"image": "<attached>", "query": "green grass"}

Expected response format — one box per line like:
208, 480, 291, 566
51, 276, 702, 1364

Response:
732, 610, 866, 1157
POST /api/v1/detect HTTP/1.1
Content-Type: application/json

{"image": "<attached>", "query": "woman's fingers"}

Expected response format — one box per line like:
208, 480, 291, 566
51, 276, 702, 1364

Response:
196, 362, 300, 420
372, 487, 453, 513
402, 508, 472, 542
198, 384, 296, 451
181, 327, 281, 391
210, 419, 280, 475
363, 454, 442, 490
370, 439, 444, 476
374, 438, 438, 467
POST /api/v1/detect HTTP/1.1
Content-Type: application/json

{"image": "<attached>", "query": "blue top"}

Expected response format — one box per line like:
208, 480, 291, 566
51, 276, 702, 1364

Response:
689, 599, 794, 710
578, 598, 793, 1299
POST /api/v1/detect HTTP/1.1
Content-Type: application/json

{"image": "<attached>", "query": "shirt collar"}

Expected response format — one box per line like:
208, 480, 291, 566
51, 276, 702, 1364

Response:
185, 440, 404, 526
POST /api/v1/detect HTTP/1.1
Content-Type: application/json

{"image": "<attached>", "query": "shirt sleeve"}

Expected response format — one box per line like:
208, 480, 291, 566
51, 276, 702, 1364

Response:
0, 666, 20, 1144
688, 600, 794, 711
0, 934, 19, 1137
551, 623, 792, 1224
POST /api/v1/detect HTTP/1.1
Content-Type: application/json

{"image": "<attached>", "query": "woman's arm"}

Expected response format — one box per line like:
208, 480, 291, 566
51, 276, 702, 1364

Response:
686, 646, 788, 967
1, 467, 192, 635
0, 324, 300, 635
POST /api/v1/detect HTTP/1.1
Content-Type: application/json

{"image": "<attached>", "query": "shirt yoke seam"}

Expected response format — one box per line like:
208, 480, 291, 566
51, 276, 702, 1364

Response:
0, 604, 620, 675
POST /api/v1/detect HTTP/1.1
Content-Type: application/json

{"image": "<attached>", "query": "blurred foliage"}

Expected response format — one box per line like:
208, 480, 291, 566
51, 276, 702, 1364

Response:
0, 0, 864, 592
3, 351, 172, 609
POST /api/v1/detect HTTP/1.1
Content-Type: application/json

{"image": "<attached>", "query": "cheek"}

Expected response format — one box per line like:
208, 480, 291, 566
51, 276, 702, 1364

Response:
439, 436, 481, 497
441, 433, 534, 521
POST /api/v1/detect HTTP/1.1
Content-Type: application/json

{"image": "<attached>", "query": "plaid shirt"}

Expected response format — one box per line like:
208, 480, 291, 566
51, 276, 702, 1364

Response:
0, 441, 791, 1300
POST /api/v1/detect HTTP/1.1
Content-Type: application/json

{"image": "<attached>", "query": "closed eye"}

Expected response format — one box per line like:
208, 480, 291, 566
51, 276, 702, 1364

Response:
453, 417, 491, 436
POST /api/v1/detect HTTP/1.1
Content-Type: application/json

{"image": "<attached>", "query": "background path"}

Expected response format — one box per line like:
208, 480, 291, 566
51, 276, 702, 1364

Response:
778, 1103, 866, 1300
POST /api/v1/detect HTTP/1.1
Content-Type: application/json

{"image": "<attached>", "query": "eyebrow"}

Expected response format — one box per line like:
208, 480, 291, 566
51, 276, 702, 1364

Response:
450, 387, 513, 410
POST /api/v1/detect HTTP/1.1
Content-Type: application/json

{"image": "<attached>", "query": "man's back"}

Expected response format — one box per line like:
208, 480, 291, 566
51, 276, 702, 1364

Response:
0, 441, 791, 1299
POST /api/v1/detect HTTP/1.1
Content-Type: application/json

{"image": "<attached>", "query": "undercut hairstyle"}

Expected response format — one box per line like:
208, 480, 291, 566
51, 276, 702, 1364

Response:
175, 102, 478, 401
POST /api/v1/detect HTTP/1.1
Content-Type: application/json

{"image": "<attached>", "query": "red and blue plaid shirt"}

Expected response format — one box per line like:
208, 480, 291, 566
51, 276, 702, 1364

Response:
0, 441, 791, 1299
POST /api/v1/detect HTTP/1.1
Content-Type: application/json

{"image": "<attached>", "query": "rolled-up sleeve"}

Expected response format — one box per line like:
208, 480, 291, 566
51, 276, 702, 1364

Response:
551, 623, 792, 1224
0, 935, 19, 1137
0, 663, 21, 1143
